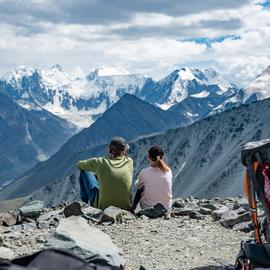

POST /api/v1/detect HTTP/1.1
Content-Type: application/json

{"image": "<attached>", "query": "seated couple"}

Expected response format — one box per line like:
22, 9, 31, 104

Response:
76, 137, 172, 211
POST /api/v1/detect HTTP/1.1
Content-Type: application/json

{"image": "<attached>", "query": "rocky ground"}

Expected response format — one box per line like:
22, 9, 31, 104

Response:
0, 197, 253, 270
99, 215, 247, 270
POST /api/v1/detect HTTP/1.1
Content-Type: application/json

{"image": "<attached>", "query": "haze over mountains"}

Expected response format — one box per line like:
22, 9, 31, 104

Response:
0, 64, 270, 203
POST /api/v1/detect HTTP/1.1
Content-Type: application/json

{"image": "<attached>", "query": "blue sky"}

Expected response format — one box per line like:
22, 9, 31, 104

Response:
184, 35, 241, 48
0, 0, 269, 87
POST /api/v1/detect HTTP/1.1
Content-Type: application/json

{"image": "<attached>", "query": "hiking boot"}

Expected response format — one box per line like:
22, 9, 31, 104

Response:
63, 202, 83, 218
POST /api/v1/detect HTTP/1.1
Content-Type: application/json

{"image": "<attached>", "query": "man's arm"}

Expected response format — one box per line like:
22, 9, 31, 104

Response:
76, 158, 101, 172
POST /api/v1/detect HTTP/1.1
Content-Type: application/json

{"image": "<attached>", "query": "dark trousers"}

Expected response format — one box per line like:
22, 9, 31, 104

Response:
132, 187, 144, 210
79, 171, 99, 206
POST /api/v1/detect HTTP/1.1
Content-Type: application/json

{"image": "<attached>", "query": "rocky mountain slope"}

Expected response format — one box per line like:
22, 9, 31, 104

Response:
0, 93, 76, 188
0, 65, 240, 128
25, 97, 270, 206
130, 98, 270, 199
0, 94, 184, 200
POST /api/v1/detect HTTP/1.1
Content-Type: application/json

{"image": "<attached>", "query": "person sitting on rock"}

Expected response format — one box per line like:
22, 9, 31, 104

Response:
131, 146, 172, 212
76, 137, 133, 210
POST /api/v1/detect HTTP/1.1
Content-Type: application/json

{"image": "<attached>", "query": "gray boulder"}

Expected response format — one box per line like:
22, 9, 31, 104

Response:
37, 209, 62, 229
82, 206, 103, 222
211, 206, 230, 221
172, 208, 204, 220
172, 198, 185, 208
102, 206, 135, 224
200, 202, 220, 211
233, 221, 253, 232
19, 200, 44, 218
45, 216, 126, 269
199, 207, 213, 215
220, 208, 251, 228
0, 212, 18, 226
137, 203, 168, 219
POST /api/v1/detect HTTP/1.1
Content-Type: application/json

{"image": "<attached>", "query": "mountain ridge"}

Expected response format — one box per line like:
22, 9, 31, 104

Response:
0, 94, 184, 199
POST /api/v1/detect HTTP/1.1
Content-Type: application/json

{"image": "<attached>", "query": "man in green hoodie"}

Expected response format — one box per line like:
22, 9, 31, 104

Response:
76, 137, 133, 210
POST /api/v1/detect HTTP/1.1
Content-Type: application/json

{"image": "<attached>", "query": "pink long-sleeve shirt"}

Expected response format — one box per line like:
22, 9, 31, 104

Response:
135, 166, 172, 210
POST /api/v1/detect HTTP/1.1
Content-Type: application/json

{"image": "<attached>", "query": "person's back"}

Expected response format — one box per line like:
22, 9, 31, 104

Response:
89, 156, 132, 210
132, 145, 172, 211
137, 166, 172, 209
77, 137, 133, 210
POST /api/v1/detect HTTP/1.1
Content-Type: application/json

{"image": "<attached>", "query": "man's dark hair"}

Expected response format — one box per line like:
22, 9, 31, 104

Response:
109, 137, 129, 157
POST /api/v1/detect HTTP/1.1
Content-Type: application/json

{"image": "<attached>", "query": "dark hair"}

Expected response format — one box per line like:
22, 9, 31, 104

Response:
148, 146, 170, 172
109, 137, 129, 158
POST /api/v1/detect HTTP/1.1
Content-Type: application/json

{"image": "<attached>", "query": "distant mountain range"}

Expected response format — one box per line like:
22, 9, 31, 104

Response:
0, 92, 76, 187
0, 65, 243, 128
0, 94, 184, 199
1, 64, 270, 203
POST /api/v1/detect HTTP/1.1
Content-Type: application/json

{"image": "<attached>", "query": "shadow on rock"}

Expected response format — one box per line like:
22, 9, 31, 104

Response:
190, 265, 227, 270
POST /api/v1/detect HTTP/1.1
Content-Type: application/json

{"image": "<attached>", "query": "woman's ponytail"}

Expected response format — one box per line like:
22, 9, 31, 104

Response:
148, 147, 170, 173
156, 155, 170, 172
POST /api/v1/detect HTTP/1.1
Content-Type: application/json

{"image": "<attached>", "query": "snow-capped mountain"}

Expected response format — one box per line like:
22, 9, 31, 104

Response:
139, 67, 240, 125
166, 68, 240, 123
0, 65, 147, 128
243, 66, 270, 103
0, 65, 240, 128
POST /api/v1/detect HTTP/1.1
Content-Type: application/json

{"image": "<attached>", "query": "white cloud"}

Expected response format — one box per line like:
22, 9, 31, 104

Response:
0, 0, 269, 89
204, 3, 270, 87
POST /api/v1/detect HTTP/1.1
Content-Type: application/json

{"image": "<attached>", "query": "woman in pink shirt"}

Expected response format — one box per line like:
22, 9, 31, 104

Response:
132, 146, 172, 211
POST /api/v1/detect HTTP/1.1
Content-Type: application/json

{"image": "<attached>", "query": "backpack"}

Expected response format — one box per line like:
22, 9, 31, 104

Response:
235, 139, 270, 269
0, 248, 116, 270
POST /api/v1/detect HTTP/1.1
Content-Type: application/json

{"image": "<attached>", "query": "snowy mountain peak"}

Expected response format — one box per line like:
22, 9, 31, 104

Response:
2, 65, 36, 84
176, 67, 227, 88
178, 67, 196, 81
243, 65, 270, 103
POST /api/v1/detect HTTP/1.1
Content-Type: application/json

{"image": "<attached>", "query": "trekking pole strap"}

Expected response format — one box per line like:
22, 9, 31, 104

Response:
246, 157, 261, 243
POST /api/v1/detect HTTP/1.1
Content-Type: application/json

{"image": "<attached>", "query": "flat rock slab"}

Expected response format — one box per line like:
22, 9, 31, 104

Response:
220, 212, 250, 228
45, 216, 125, 269
19, 201, 44, 218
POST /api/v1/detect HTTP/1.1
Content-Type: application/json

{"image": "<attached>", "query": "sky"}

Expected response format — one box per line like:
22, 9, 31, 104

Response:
0, 0, 269, 87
